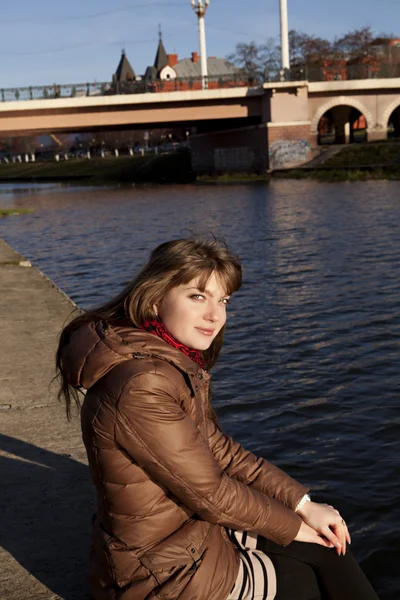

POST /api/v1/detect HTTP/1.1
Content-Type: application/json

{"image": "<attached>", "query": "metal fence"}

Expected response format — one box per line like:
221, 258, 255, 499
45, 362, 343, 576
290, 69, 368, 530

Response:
0, 74, 252, 103
288, 62, 400, 82
1, 82, 116, 102
2, 65, 400, 102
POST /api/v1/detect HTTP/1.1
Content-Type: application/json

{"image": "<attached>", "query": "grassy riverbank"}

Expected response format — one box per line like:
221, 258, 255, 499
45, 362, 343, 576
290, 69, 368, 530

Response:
1, 142, 399, 185
274, 141, 400, 181
0, 151, 194, 184
320, 141, 400, 167
0, 208, 34, 217
196, 173, 270, 184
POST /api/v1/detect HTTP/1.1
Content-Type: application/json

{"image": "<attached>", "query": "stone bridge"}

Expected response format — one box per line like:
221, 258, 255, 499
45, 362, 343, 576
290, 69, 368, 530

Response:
0, 77, 399, 170
307, 78, 400, 142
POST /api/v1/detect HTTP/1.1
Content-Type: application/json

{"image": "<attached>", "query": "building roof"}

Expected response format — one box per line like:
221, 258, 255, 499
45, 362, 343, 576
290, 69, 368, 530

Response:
371, 37, 400, 46
154, 37, 169, 71
114, 51, 136, 81
144, 65, 158, 82
174, 57, 240, 78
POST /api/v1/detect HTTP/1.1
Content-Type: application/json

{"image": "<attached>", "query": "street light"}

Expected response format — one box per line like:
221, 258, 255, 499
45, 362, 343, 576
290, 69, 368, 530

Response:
280, 0, 290, 80
191, 0, 210, 89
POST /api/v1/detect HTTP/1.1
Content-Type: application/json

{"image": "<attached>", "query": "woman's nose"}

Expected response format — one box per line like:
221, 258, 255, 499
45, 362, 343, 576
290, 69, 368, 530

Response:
204, 301, 220, 322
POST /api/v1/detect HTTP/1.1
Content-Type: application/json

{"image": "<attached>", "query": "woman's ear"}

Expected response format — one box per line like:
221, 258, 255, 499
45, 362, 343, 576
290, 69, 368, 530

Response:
153, 304, 159, 318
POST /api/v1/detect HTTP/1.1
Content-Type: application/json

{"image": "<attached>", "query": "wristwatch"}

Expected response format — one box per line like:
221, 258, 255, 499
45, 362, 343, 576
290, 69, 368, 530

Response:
295, 493, 311, 512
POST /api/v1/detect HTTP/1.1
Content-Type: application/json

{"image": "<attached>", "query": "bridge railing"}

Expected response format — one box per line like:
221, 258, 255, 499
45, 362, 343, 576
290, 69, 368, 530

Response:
1, 82, 116, 102
0, 74, 252, 103
286, 62, 400, 82
2, 65, 400, 102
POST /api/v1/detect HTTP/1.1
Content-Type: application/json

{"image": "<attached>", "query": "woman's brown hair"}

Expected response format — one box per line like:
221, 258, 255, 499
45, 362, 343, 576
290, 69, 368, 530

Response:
56, 236, 242, 418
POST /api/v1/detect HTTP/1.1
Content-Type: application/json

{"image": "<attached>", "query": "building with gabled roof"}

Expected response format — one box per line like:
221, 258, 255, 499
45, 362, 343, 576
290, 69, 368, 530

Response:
154, 34, 169, 71
111, 33, 243, 92
142, 34, 241, 90
113, 50, 136, 83
144, 32, 175, 82
174, 53, 238, 78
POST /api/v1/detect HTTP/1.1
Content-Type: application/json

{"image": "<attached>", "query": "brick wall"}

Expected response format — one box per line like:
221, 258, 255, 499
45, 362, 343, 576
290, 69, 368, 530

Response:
153, 79, 247, 93
267, 124, 312, 170
267, 124, 311, 145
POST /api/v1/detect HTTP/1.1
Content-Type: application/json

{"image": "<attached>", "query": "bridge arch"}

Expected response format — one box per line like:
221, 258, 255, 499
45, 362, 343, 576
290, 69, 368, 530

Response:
382, 98, 400, 137
382, 98, 400, 129
311, 96, 374, 138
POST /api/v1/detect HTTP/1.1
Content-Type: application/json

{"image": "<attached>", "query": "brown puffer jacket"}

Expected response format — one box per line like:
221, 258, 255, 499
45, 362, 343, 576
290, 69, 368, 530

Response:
61, 321, 309, 600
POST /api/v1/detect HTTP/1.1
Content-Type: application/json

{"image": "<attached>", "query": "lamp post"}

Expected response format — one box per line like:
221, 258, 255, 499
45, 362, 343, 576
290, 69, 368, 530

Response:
279, 0, 290, 80
191, 0, 210, 89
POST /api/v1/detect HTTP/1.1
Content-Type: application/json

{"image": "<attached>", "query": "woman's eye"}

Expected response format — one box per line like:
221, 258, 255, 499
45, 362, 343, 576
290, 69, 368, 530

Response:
221, 298, 230, 305
190, 294, 205, 300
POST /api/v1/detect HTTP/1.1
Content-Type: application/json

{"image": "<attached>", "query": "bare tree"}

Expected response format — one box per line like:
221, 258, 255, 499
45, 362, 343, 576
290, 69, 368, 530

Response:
227, 34, 332, 79
227, 39, 281, 82
289, 30, 332, 64
227, 26, 396, 81
227, 41, 268, 83
376, 31, 396, 38
260, 38, 281, 80
332, 26, 375, 60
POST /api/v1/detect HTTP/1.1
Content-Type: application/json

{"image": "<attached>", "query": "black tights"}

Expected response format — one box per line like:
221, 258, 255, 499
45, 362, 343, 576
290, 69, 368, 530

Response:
256, 537, 379, 600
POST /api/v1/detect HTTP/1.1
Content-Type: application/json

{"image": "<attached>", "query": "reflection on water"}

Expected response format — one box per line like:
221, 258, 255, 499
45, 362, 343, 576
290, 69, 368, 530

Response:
1, 180, 399, 599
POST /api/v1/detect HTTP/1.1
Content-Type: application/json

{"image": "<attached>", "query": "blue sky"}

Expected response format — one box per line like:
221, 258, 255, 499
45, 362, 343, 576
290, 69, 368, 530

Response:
2, 0, 398, 88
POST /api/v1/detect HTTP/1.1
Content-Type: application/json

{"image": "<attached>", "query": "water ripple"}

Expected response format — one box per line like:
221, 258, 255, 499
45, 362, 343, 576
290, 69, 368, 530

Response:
1, 179, 399, 598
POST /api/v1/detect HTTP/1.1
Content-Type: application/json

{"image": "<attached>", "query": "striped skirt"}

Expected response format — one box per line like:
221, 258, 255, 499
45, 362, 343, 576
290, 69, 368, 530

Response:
226, 530, 277, 600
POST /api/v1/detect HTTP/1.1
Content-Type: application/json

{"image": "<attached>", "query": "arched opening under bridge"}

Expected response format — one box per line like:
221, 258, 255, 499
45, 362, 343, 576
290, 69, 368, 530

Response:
317, 105, 368, 145
387, 105, 400, 139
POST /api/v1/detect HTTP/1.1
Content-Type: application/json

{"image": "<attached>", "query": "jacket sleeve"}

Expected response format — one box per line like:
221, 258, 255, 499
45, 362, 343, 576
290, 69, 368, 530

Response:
206, 418, 309, 512
115, 371, 302, 546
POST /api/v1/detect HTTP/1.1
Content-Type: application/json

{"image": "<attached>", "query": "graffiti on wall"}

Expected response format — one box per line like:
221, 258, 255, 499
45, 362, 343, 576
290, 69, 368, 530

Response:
269, 139, 311, 170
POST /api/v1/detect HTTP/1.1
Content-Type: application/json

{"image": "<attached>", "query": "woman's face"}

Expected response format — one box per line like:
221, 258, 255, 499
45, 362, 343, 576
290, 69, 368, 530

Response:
155, 272, 230, 350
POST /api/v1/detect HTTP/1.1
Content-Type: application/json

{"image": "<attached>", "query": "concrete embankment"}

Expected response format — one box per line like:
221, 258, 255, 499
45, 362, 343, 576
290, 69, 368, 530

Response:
0, 239, 92, 600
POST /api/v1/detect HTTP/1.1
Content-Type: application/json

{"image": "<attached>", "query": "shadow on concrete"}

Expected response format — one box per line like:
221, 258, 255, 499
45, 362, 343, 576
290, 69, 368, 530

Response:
0, 433, 93, 599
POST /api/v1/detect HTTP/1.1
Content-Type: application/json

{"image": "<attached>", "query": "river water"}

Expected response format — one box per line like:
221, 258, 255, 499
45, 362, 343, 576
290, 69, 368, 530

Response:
1, 180, 399, 599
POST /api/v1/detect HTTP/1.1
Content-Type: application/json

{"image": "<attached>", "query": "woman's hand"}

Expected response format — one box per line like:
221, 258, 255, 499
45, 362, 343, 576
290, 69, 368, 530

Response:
294, 520, 336, 548
296, 501, 351, 555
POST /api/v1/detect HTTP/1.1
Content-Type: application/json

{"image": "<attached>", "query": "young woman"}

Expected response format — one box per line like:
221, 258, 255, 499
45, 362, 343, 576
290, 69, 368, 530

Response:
56, 237, 379, 600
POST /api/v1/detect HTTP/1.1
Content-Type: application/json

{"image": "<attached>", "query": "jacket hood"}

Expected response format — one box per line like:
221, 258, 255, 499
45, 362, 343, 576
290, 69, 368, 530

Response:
61, 321, 208, 390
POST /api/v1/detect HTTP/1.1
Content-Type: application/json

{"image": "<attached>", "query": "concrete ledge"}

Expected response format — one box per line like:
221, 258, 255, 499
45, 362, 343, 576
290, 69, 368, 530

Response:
308, 77, 400, 93
263, 81, 308, 90
0, 238, 92, 600
267, 121, 311, 127
0, 86, 264, 113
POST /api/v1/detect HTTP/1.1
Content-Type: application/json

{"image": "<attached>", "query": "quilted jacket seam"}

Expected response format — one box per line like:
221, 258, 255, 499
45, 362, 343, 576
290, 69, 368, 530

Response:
116, 406, 256, 532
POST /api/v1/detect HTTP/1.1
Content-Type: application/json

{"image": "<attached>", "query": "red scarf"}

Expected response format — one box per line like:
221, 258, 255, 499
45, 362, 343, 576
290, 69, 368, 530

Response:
140, 319, 206, 369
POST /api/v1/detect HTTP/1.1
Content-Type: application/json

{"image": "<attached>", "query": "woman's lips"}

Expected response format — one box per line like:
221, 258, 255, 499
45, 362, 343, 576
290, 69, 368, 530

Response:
195, 327, 215, 336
